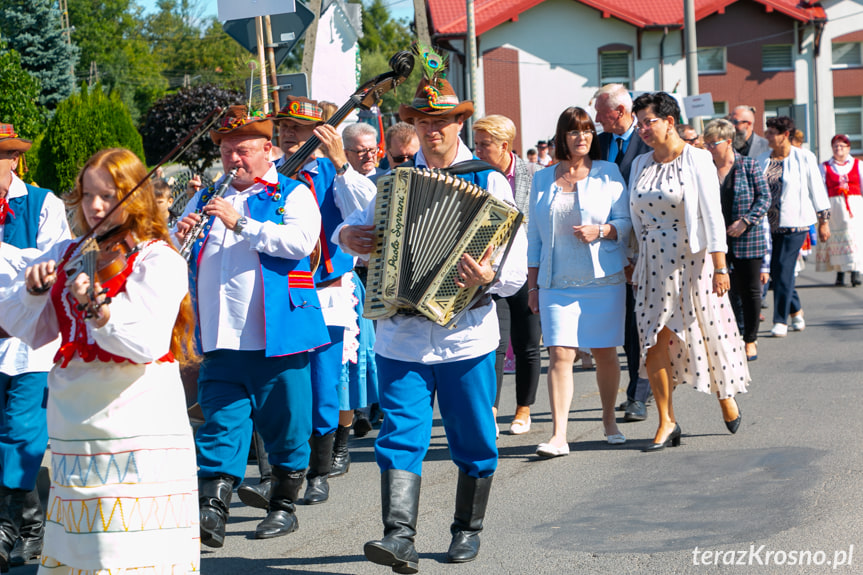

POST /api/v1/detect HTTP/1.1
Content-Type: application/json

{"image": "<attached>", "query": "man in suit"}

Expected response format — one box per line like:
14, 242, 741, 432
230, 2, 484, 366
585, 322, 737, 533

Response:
731, 105, 770, 158
593, 83, 651, 423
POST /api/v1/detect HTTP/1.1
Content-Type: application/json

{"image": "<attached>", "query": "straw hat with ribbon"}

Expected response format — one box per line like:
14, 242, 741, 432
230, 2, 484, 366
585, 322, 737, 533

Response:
210, 105, 273, 145
398, 44, 474, 123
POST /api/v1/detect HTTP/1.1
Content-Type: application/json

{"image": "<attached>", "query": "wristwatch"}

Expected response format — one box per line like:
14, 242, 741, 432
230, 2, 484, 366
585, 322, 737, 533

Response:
336, 162, 350, 176
233, 216, 248, 234
714, 267, 729, 275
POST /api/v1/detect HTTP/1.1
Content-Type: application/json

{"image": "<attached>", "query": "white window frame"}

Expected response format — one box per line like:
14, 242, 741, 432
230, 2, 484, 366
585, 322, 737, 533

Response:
832, 42, 863, 69
762, 44, 794, 72
599, 51, 632, 89
712, 101, 728, 119
835, 96, 863, 155
697, 47, 726, 75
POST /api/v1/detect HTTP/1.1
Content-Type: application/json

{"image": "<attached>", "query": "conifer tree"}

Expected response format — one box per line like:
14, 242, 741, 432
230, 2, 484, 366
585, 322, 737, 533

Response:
0, 0, 79, 109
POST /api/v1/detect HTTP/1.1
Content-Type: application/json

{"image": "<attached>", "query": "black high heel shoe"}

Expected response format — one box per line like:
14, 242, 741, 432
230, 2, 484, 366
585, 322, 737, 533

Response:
724, 399, 742, 434
642, 424, 681, 452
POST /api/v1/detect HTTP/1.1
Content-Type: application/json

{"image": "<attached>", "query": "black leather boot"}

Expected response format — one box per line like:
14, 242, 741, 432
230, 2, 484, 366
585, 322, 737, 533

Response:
852, 271, 861, 287
0, 487, 25, 572
329, 425, 351, 477
254, 467, 305, 539
304, 432, 334, 504
363, 469, 421, 574
8, 486, 43, 566
446, 471, 493, 563
353, 409, 372, 438
237, 432, 272, 510
199, 476, 234, 548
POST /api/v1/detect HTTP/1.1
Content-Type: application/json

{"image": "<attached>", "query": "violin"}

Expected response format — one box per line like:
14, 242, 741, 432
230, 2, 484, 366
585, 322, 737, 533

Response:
25, 107, 225, 311
63, 227, 138, 318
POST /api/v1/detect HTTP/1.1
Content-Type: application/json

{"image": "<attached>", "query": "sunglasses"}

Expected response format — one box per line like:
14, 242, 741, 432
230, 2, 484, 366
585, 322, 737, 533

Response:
391, 154, 413, 163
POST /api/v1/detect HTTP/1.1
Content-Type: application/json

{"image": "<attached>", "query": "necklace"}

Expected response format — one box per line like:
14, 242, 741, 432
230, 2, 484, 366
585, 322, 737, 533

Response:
557, 164, 578, 188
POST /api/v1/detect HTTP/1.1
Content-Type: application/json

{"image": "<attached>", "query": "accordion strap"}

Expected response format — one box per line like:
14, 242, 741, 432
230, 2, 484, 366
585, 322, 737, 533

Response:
440, 159, 502, 176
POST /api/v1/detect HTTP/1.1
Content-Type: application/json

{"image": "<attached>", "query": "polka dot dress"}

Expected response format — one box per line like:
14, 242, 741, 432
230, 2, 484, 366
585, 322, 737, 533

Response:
631, 155, 749, 398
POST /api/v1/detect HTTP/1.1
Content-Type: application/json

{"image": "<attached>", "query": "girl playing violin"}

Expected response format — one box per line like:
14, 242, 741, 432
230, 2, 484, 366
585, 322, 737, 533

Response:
0, 148, 200, 572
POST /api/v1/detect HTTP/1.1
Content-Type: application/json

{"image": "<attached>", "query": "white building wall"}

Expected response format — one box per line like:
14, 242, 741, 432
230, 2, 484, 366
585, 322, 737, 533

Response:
310, 2, 360, 104
816, 0, 863, 157
475, 0, 689, 153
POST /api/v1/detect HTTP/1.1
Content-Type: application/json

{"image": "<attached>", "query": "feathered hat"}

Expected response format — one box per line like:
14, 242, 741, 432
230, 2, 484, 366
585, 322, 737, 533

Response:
398, 44, 474, 123
272, 96, 324, 126
0, 123, 32, 153
210, 105, 273, 145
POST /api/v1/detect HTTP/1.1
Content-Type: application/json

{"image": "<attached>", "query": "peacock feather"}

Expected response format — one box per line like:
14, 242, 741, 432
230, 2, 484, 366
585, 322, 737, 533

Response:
412, 43, 448, 87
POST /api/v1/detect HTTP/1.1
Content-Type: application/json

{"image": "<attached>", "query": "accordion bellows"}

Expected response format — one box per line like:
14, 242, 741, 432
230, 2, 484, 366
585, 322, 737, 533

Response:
364, 167, 522, 327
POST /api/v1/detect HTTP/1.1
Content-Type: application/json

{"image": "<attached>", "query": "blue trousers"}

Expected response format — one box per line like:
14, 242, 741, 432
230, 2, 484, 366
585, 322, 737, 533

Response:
310, 325, 344, 437
0, 372, 48, 490
195, 349, 312, 484
770, 231, 806, 324
375, 352, 498, 478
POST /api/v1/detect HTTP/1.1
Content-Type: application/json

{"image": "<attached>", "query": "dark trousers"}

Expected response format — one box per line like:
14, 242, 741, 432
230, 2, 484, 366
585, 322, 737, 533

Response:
493, 283, 541, 409
728, 255, 764, 343
770, 231, 806, 324
624, 284, 650, 402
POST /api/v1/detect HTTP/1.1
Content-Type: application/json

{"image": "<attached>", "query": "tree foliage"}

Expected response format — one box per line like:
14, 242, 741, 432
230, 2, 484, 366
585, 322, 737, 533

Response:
36, 83, 144, 193
144, 1, 252, 91
0, 0, 78, 109
139, 84, 244, 173
67, 0, 166, 121
353, 0, 419, 117
0, 41, 45, 138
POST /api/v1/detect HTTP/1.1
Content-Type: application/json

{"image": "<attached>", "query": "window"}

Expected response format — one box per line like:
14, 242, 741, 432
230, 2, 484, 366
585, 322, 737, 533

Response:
698, 47, 726, 74
762, 44, 794, 71
712, 101, 728, 119
763, 99, 792, 123
599, 51, 631, 88
835, 96, 863, 154
832, 42, 862, 68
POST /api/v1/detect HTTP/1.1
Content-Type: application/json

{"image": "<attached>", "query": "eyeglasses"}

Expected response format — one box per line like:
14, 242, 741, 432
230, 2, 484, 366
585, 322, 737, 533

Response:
705, 139, 730, 149
636, 118, 662, 131
682, 136, 699, 144
566, 130, 594, 140
347, 147, 377, 157
391, 154, 413, 163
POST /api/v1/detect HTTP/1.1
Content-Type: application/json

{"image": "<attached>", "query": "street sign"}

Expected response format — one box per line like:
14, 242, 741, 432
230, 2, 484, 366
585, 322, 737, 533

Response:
222, 3, 315, 68
247, 73, 309, 108
218, 0, 296, 22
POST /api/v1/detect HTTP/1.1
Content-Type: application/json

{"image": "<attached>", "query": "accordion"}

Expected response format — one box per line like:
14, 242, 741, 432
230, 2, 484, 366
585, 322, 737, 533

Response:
364, 167, 522, 327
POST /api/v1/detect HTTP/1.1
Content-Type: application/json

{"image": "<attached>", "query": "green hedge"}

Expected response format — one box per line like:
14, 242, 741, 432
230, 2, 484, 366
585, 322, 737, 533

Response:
35, 83, 144, 194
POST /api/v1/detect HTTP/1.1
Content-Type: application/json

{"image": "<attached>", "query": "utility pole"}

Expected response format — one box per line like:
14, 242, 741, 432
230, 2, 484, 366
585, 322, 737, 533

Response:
301, 0, 323, 96
58, 0, 74, 76
413, 0, 431, 48
684, 0, 701, 129
465, 0, 477, 147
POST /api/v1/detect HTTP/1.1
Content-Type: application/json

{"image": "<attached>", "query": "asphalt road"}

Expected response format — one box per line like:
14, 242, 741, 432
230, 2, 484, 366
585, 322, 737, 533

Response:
18, 266, 863, 574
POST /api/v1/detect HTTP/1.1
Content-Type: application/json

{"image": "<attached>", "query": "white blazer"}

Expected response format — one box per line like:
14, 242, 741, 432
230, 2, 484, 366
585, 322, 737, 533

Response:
756, 145, 829, 228
527, 160, 631, 288
629, 145, 727, 255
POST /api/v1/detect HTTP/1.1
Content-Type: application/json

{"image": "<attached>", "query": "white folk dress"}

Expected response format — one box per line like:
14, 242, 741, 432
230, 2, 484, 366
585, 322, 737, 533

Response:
815, 158, 863, 272
631, 155, 749, 398
0, 238, 199, 574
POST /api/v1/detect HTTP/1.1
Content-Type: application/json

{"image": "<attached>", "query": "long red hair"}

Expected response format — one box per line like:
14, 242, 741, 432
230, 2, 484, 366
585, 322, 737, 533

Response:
66, 148, 198, 363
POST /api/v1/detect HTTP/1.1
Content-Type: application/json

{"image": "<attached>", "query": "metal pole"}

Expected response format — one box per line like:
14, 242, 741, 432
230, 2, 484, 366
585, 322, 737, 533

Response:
255, 16, 269, 114
684, 0, 699, 97
465, 0, 477, 148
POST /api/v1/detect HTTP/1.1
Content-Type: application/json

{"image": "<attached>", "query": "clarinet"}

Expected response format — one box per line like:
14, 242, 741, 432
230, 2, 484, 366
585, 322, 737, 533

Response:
179, 168, 238, 261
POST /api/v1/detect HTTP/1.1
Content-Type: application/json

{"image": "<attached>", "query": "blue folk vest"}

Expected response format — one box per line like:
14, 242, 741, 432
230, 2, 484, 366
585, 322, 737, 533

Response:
301, 158, 355, 284
3, 184, 51, 249
188, 173, 329, 357
416, 157, 493, 190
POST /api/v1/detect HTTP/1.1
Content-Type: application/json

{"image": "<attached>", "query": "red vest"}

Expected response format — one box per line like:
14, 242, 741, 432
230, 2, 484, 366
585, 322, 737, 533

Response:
51, 239, 175, 367
824, 159, 861, 216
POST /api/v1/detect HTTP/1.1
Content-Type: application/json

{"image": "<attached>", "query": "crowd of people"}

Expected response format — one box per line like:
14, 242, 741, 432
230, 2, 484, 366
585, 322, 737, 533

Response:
0, 66, 855, 574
